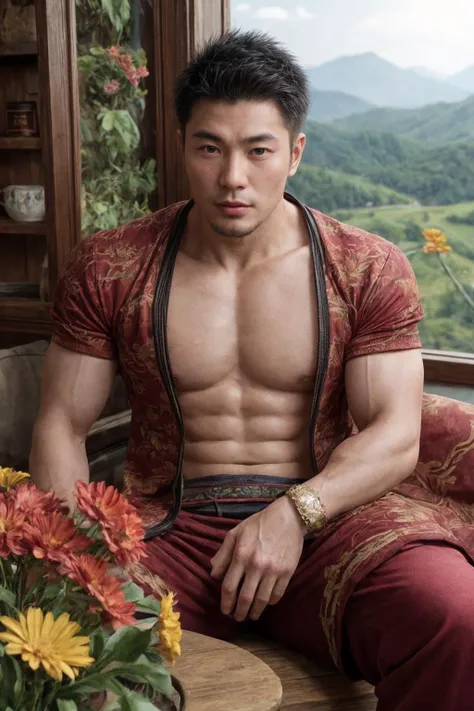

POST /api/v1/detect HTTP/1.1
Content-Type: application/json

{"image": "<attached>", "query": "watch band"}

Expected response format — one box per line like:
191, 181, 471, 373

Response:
285, 483, 327, 533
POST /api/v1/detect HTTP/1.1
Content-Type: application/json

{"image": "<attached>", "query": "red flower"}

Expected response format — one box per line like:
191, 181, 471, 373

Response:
0, 498, 28, 557
102, 511, 147, 566
103, 79, 120, 95
25, 513, 90, 562
60, 553, 136, 629
75, 480, 133, 525
9, 483, 64, 518
106, 45, 121, 59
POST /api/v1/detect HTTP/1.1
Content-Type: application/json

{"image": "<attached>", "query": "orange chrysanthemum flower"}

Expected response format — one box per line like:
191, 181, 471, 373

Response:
0, 498, 28, 557
60, 553, 108, 590
97, 578, 137, 629
102, 511, 147, 566
25, 512, 90, 562
60, 554, 136, 629
9, 483, 64, 518
75, 480, 133, 524
422, 228, 452, 254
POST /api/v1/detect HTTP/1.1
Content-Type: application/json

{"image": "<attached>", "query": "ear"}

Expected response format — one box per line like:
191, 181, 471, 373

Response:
288, 133, 306, 178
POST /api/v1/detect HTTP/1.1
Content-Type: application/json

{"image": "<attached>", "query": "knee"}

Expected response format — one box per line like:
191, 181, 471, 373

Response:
433, 594, 474, 650
403, 575, 474, 658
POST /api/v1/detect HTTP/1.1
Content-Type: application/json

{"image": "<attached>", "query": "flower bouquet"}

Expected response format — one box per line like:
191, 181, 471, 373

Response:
0, 467, 182, 711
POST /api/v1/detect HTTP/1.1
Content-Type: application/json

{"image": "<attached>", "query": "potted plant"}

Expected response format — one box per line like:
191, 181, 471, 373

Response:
0, 467, 183, 710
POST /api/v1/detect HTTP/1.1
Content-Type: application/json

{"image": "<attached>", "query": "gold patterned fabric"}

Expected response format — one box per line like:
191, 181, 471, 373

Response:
51, 199, 474, 667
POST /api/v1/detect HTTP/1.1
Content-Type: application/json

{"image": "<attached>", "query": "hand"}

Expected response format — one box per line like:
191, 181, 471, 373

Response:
210, 495, 306, 622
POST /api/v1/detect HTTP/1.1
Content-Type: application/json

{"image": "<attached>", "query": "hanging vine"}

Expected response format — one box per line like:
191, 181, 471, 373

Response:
75, 0, 156, 234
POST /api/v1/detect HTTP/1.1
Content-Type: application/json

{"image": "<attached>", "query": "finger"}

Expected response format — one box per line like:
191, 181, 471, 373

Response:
220, 559, 245, 616
249, 575, 277, 621
268, 575, 290, 606
233, 570, 261, 622
210, 530, 236, 579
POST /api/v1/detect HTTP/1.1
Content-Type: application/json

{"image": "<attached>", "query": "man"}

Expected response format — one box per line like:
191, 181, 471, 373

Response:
31, 30, 474, 711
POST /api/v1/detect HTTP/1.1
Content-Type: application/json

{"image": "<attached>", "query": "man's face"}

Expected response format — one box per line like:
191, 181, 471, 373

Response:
180, 99, 305, 238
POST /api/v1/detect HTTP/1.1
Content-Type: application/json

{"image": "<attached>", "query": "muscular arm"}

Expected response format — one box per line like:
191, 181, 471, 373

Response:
30, 343, 117, 509
309, 348, 424, 519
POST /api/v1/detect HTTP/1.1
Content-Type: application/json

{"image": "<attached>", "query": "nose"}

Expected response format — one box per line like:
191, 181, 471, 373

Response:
218, 153, 247, 191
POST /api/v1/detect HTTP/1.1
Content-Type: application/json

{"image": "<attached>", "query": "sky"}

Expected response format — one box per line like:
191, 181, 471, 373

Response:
231, 0, 474, 76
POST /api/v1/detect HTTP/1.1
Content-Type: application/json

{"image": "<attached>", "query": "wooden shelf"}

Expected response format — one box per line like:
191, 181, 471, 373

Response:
0, 218, 46, 235
0, 42, 37, 57
0, 297, 52, 339
0, 137, 40, 150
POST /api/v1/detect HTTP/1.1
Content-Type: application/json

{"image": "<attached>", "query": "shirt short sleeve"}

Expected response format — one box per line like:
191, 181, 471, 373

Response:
345, 244, 424, 361
51, 236, 117, 360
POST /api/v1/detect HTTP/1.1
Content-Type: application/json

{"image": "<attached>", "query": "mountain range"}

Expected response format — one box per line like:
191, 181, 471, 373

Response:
306, 53, 471, 111
450, 65, 474, 93
333, 95, 474, 144
308, 89, 373, 121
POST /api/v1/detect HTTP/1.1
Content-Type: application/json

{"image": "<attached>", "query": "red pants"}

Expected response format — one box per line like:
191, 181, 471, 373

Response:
145, 512, 474, 711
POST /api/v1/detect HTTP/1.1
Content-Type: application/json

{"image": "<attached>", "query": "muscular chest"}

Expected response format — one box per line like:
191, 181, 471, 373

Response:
167, 249, 319, 393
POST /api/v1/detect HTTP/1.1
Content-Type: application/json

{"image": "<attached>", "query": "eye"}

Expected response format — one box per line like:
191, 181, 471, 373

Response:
200, 145, 218, 154
251, 147, 270, 156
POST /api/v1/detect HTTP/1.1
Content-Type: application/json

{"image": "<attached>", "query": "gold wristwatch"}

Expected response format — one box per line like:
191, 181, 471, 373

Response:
285, 483, 327, 533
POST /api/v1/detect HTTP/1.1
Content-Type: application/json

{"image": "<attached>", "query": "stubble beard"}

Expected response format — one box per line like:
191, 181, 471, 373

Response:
211, 217, 262, 239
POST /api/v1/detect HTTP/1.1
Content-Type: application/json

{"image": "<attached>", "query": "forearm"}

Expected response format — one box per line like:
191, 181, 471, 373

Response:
308, 419, 420, 520
29, 415, 90, 509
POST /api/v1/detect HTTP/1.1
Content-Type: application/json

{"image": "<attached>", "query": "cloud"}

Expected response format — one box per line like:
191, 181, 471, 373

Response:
296, 6, 315, 19
358, 0, 474, 39
255, 6, 289, 20
235, 3, 251, 12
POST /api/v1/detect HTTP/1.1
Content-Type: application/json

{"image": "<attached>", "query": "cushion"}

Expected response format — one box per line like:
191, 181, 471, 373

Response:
0, 340, 129, 469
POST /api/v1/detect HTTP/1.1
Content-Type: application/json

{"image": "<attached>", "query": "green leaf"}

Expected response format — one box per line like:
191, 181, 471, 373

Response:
91, 628, 108, 660
9, 655, 23, 705
42, 582, 62, 600
101, 111, 116, 132
114, 655, 173, 698
0, 587, 17, 610
122, 582, 144, 603
57, 671, 122, 697
56, 701, 78, 711
101, 627, 152, 665
118, 689, 159, 711
136, 596, 161, 616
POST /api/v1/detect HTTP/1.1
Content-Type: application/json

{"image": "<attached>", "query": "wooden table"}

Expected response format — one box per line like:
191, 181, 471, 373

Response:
172, 630, 282, 711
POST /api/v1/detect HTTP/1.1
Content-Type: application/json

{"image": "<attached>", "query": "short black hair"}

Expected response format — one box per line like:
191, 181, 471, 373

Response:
174, 29, 309, 139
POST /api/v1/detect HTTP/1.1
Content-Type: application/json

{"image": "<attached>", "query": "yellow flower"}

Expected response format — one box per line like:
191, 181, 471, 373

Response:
0, 467, 30, 490
0, 607, 94, 681
422, 228, 452, 254
158, 592, 182, 665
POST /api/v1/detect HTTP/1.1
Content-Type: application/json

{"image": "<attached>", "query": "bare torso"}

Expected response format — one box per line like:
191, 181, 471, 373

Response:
168, 210, 319, 481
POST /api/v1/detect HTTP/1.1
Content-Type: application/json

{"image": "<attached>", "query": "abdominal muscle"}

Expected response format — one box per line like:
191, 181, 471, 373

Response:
180, 377, 314, 480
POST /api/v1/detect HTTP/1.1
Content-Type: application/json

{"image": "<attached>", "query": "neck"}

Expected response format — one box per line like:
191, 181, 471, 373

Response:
181, 196, 306, 271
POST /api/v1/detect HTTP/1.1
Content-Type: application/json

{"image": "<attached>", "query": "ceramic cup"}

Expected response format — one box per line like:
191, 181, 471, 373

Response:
0, 184, 45, 222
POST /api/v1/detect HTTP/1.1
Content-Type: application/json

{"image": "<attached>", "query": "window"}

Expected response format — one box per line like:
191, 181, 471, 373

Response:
232, 1, 474, 356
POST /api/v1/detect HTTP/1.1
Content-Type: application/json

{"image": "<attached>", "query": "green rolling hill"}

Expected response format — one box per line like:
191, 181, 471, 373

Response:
333, 96, 474, 144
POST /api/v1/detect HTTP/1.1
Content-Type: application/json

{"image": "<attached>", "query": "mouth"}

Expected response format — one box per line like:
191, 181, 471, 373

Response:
216, 201, 251, 217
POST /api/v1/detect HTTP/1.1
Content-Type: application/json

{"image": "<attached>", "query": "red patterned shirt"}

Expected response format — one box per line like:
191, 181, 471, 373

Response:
52, 196, 423, 536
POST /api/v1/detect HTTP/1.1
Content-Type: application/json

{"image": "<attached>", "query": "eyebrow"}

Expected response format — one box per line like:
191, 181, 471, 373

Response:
190, 130, 279, 143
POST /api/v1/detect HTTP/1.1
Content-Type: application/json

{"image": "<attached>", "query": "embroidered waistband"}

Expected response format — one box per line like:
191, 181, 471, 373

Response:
182, 474, 306, 506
